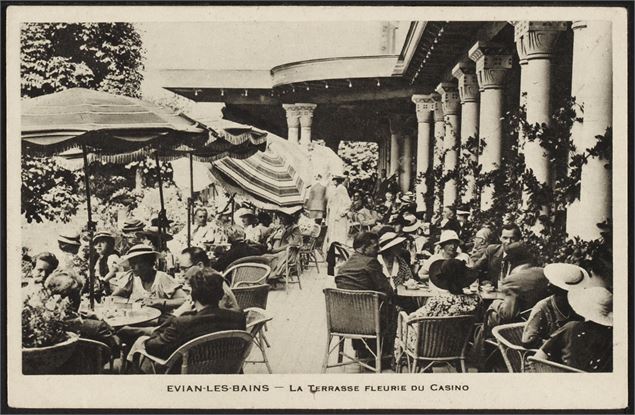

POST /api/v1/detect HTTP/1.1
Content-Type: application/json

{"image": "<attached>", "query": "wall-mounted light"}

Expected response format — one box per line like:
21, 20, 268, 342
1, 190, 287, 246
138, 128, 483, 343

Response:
194, 89, 200, 97
220, 89, 225, 97
243, 89, 248, 97
348, 80, 352, 88
324, 82, 329, 89
376, 79, 381, 87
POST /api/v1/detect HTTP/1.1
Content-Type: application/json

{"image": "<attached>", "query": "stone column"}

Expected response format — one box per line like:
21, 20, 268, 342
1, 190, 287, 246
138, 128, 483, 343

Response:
432, 96, 445, 216
411, 94, 436, 212
568, 21, 612, 240
452, 61, 480, 205
401, 134, 413, 193
389, 115, 406, 177
469, 42, 512, 211
282, 104, 300, 144
377, 137, 388, 175
297, 103, 317, 146
435, 82, 461, 208
514, 21, 567, 188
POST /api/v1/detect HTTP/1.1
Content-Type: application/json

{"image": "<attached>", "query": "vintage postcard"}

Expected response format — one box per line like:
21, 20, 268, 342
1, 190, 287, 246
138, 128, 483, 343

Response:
4, 3, 631, 412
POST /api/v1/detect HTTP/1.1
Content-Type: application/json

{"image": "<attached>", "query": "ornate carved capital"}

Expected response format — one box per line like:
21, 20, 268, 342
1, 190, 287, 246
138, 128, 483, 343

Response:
451, 62, 480, 104
468, 42, 512, 91
282, 104, 300, 128
514, 21, 568, 60
435, 82, 460, 115
295, 103, 317, 127
411, 94, 437, 123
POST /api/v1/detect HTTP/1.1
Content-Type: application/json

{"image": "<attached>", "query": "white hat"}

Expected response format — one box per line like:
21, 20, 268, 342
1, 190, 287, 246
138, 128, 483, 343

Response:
435, 230, 461, 246
378, 232, 407, 253
402, 214, 421, 233
58, 231, 81, 246
568, 287, 613, 326
236, 207, 255, 218
544, 263, 590, 291
121, 244, 158, 263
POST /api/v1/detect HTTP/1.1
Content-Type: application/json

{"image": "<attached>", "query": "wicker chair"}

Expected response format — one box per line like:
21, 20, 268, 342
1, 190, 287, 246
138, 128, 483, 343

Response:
491, 322, 539, 373
244, 307, 273, 373
225, 263, 271, 288
321, 288, 388, 373
396, 312, 475, 373
299, 224, 323, 273
525, 356, 586, 373
73, 338, 115, 374
135, 330, 254, 374
283, 246, 302, 293
232, 284, 270, 310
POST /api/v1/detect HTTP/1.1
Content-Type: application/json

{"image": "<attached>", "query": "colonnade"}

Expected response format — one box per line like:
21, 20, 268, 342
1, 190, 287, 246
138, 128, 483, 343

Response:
281, 21, 612, 241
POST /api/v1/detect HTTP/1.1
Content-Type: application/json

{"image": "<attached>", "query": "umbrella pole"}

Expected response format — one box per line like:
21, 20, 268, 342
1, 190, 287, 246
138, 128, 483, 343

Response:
81, 145, 96, 310
154, 151, 165, 251
187, 153, 193, 248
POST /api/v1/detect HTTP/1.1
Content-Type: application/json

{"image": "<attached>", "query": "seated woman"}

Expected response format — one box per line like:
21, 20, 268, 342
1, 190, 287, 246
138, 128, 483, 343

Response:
533, 286, 612, 372
90, 231, 120, 295
111, 244, 187, 313
521, 263, 585, 349
468, 227, 493, 265
126, 269, 246, 373
237, 207, 263, 246
377, 232, 415, 288
397, 259, 481, 366
44, 269, 120, 367
419, 230, 470, 280
261, 212, 302, 283
136, 226, 176, 273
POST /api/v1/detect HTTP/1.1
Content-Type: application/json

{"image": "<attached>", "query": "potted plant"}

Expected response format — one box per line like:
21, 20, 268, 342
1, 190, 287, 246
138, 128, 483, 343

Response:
22, 289, 80, 375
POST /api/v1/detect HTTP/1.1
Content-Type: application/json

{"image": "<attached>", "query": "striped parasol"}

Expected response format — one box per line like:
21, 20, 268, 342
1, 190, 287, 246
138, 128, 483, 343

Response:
211, 146, 307, 213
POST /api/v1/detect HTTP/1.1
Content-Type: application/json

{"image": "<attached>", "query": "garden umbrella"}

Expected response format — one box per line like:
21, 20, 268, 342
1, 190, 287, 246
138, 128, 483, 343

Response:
21, 88, 209, 308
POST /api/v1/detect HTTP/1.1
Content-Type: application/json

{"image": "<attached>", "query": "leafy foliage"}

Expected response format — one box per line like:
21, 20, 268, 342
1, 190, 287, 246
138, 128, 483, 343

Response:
21, 23, 145, 99
21, 155, 83, 223
22, 290, 77, 348
338, 141, 378, 181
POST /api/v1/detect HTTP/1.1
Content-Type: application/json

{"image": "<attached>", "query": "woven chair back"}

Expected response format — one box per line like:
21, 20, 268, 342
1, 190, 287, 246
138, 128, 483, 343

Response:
492, 322, 535, 373
408, 315, 475, 359
323, 288, 384, 336
61, 338, 112, 374
526, 356, 586, 373
245, 307, 273, 337
226, 263, 271, 288
163, 330, 254, 374
232, 284, 270, 310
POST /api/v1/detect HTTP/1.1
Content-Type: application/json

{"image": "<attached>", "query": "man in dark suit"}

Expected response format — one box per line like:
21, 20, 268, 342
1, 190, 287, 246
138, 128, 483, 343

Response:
211, 228, 262, 273
143, 269, 246, 360
335, 232, 396, 369
471, 223, 523, 283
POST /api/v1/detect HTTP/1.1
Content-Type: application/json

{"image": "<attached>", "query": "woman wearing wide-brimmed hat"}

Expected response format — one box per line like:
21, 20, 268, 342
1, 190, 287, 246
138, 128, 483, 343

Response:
419, 230, 470, 279
136, 226, 176, 273
521, 263, 587, 348
90, 230, 120, 292
236, 207, 263, 245
377, 232, 414, 289
534, 286, 613, 372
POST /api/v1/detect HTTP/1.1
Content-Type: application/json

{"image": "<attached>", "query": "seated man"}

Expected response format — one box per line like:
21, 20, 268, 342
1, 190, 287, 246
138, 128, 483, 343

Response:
471, 223, 523, 284
211, 228, 263, 273
534, 286, 612, 372
44, 269, 120, 362
335, 232, 396, 368
127, 269, 246, 371
24, 252, 59, 294
178, 246, 239, 311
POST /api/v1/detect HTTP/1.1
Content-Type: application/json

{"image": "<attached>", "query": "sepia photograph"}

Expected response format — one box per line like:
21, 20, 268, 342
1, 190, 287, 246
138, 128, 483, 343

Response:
3, 3, 631, 411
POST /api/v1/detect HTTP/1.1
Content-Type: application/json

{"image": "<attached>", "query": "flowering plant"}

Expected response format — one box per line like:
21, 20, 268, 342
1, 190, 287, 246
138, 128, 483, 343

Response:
22, 289, 78, 348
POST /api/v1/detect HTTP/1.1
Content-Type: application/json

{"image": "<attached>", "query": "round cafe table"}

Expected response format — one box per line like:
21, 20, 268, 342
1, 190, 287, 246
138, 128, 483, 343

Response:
397, 284, 504, 307
82, 299, 161, 328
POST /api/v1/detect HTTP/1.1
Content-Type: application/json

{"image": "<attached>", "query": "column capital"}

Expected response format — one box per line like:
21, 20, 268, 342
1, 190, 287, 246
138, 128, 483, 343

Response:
435, 82, 460, 115
295, 103, 317, 127
411, 94, 437, 123
433, 97, 445, 123
282, 104, 300, 128
513, 21, 568, 61
468, 41, 512, 91
451, 62, 480, 104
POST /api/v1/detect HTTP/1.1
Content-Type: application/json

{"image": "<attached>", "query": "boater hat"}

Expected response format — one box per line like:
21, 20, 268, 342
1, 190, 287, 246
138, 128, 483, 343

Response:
93, 230, 115, 244
568, 286, 613, 326
378, 232, 407, 253
58, 231, 81, 246
121, 244, 159, 262
236, 207, 256, 218
435, 230, 461, 246
121, 219, 145, 235
544, 263, 590, 291
402, 214, 421, 233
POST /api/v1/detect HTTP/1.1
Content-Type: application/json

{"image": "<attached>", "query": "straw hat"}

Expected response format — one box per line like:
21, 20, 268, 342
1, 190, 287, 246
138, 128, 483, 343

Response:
400, 192, 415, 204
429, 258, 478, 293
236, 207, 256, 218
544, 263, 590, 291
378, 232, 407, 253
136, 226, 174, 242
58, 231, 81, 246
121, 244, 159, 262
402, 214, 421, 233
456, 209, 470, 217
435, 230, 461, 246
92, 230, 115, 244
568, 287, 613, 326
121, 219, 145, 235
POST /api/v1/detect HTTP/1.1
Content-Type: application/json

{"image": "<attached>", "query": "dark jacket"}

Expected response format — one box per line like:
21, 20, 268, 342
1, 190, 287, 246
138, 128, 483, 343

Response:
213, 241, 263, 272
488, 266, 550, 325
335, 252, 394, 298
145, 306, 246, 359
472, 243, 505, 283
